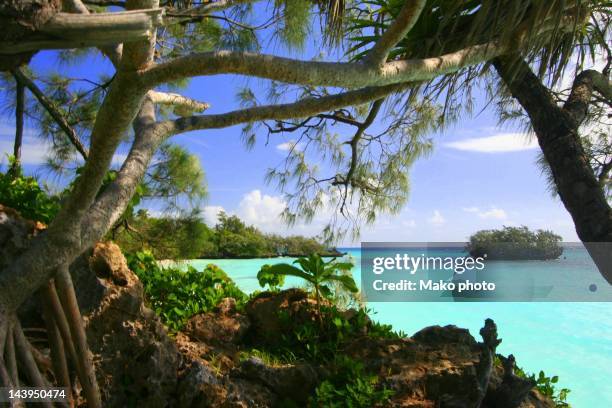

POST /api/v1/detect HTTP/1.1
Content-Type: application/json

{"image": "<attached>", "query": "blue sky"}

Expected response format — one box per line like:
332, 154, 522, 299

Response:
0, 34, 580, 245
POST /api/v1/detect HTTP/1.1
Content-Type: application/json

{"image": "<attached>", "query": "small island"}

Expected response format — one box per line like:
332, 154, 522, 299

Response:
467, 226, 564, 260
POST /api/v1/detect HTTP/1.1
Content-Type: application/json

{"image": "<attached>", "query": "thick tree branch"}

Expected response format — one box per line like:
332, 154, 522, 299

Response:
82, 96, 164, 242
0, 9, 164, 55
142, 42, 504, 89
363, 0, 427, 66
12, 68, 89, 161
564, 70, 612, 124
162, 83, 410, 134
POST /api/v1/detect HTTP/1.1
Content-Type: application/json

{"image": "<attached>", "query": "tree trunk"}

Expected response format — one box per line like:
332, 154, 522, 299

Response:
10, 77, 24, 175
493, 55, 612, 283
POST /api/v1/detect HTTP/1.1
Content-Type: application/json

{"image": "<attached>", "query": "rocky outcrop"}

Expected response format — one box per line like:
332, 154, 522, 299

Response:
185, 298, 250, 346
236, 357, 320, 405
0, 207, 558, 408
84, 242, 180, 407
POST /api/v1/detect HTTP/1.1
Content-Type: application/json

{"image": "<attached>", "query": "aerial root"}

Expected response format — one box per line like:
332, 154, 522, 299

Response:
54, 266, 101, 408
42, 284, 73, 407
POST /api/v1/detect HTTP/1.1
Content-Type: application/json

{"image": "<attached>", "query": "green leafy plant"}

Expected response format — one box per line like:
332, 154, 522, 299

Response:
0, 169, 60, 224
257, 264, 286, 291
309, 356, 394, 407
511, 363, 571, 408
125, 250, 247, 331
258, 254, 358, 319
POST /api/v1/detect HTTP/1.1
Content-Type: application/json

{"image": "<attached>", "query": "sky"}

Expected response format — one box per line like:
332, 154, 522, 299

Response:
0, 13, 583, 245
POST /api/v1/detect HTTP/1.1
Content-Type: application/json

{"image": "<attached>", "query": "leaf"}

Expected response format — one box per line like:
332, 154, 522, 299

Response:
326, 274, 359, 293
265, 263, 314, 283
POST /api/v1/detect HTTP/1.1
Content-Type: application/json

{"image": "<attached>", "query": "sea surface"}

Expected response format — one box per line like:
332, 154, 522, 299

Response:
188, 248, 612, 407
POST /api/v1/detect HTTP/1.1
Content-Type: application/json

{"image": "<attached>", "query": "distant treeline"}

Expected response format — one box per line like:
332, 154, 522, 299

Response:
114, 210, 341, 260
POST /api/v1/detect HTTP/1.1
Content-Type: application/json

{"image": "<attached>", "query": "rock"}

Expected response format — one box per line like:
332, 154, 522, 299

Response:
344, 321, 552, 408
237, 357, 320, 405
177, 360, 277, 407
85, 251, 180, 408
245, 288, 318, 347
483, 354, 539, 408
185, 299, 251, 345
89, 241, 134, 286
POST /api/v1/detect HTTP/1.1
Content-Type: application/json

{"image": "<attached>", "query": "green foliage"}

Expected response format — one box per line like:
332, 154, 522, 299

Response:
145, 143, 207, 208
115, 210, 214, 260
272, 305, 404, 361
512, 364, 571, 408
125, 250, 247, 331
239, 348, 297, 367
274, 0, 312, 49
114, 210, 338, 261
257, 264, 286, 291
467, 226, 563, 260
347, 0, 607, 84
309, 356, 394, 408
0, 168, 60, 224
259, 254, 358, 314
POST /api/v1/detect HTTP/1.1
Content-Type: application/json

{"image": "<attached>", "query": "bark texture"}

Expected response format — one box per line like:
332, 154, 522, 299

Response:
494, 56, 612, 283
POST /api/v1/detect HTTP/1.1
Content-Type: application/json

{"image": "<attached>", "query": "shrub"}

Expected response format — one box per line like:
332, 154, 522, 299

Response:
270, 305, 404, 361
309, 356, 394, 407
0, 170, 60, 224
125, 250, 247, 331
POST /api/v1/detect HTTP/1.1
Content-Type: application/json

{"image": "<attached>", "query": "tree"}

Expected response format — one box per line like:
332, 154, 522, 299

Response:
346, 0, 611, 282
258, 254, 357, 319
0, 1, 608, 405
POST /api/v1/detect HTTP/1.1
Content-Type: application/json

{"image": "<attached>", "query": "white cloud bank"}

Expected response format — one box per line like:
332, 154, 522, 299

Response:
203, 190, 287, 233
444, 133, 538, 153
462, 206, 508, 220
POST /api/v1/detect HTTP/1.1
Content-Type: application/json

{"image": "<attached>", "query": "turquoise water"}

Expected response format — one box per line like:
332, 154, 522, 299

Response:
188, 248, 612, 407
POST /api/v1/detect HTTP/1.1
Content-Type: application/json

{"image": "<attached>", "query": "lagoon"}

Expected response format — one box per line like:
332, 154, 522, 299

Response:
188, 248, 612, 407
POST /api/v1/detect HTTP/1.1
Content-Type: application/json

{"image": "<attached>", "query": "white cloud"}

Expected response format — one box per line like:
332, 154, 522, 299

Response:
479, 207, 507, 220
0, 136, 50, 166
428, 210, 445, 226
444, 133, 538, 153
462, 206, 508, 220
202, 205, 225, 225
237, 190, 287, 231
276, 140, 303, 152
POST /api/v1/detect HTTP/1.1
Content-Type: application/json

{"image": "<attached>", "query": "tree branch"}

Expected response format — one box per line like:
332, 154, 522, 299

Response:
12, 68, 89, 161
163, 83, 410, 134
148, 90, 210, 116
0, 9, 164, 55
363, 0, 427, 66
564, 70, 612, 124
142, 42, 504, 89
82, 96, 164, 242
